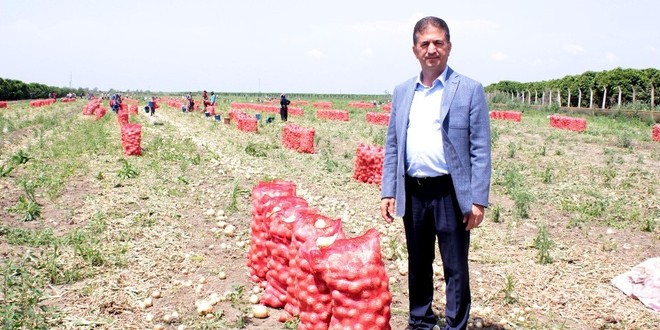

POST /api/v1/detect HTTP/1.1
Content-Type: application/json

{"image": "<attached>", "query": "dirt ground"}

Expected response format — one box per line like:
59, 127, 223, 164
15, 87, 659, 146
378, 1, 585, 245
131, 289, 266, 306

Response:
1, 101, 658, 329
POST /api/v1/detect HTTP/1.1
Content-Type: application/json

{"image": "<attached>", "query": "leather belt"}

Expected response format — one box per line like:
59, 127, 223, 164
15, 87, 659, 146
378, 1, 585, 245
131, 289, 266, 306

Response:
406, 175, 451, 186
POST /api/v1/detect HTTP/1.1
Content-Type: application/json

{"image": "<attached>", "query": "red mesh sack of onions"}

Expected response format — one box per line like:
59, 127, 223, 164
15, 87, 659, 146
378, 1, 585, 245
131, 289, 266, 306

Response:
237, 113, 258, 133
247, 180, 299, 284
248, 195, 306, 286
251, 180, 297, 207
294, 232, 341, 330
82, 102, 97, 115
117, 107, 129, 126
353, 144, 384, 185
259, 199, 310, 308
285, 210, 345, 322
120, 123, 142, 156
95, 107, 107, 120
310, 228, 392, 330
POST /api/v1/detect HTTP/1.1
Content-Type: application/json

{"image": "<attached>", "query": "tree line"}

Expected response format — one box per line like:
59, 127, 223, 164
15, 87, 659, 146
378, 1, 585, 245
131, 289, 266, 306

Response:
484, 67, 659, 110
0, 77, 87, 100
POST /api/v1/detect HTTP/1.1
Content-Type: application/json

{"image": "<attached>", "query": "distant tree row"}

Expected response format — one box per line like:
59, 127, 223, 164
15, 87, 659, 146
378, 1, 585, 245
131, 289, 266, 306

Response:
0, 77, 88, 100
485, 67, 660, 110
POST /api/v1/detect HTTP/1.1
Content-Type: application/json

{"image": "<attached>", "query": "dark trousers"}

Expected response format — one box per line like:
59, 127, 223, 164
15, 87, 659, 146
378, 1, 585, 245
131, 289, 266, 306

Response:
280, 108, 288, 121
403, 175, 471, 330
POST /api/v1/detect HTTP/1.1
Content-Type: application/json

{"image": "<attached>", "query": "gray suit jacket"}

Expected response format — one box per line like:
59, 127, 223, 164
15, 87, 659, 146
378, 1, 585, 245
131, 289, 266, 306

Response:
381, 67, 491, 217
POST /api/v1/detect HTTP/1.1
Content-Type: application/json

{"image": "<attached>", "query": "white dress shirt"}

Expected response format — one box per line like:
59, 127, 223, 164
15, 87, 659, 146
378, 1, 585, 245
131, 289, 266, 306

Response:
405, 69, 449, 178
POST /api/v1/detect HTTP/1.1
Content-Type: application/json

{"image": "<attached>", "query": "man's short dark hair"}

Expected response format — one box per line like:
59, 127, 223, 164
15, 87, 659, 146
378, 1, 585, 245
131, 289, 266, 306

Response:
413, 16, 450, 45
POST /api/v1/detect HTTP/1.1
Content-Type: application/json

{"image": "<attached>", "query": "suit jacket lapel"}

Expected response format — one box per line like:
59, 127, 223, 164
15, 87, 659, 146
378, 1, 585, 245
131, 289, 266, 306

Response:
398, 78, 416, 139
440, 67, 459, 128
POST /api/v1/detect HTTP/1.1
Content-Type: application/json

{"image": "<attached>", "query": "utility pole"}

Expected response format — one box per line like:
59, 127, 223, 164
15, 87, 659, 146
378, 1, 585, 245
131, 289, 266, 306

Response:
69, 72, 72, 88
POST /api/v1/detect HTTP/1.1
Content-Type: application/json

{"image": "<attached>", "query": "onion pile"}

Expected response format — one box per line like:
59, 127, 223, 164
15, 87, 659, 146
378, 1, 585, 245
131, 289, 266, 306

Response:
29, 99, 56, 107
365, 112, 390, 126
95, 107, 107, 120
258, 197, 309, 307
248, 181, 298, 284
353, 144, 384, 185
348, 101, 375, 109
313, 101, 333, 108
248, 181, 391, 329
490, 110, 522, 122
120, 123, 142, 156
237, 113, 258, 132
549, 114, 586, 132
316, 109, 349, 122
310, 229, 392, 330
82, 100, 100, 115
282, 123, 315, 154
285, 210, 345, 320
117, 107, 129, 126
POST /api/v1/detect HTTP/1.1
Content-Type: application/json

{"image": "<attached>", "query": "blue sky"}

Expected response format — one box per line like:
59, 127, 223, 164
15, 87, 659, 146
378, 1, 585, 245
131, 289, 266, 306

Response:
1, 0, 658, 94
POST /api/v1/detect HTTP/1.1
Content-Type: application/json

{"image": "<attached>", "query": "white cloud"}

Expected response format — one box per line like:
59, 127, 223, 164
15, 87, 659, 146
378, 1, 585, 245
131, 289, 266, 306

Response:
450, 19, 500, 38
491, 52, 508, 61
604, 52, 618, 62
306, 49, 326, 59
563, 44, 586, 54
647, 45, 657, 52
361, 48, 374, 57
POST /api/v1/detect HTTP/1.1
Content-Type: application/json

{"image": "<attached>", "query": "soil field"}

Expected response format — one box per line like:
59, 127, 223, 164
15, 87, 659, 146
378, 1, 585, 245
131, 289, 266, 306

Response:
0, 98, 658, 329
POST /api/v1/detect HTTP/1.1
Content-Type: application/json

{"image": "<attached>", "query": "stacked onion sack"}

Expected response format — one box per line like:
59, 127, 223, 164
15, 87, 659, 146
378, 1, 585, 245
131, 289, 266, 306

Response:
248, 181, 298, 285
120, 123, 142, 156
95, 107, 107, 120
286, 210, 345, 327
117, 106, 129, 126
248, 181, 391, 329
282, 123, 316, 154
259, 196, 309, 307
309, 229, 392, 330
353, 144, 384, 185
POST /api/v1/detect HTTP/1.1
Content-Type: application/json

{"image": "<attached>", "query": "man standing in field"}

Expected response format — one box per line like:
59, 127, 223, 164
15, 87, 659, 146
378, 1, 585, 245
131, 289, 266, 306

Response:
380, 16, 491, 330
280, 94, 290, 121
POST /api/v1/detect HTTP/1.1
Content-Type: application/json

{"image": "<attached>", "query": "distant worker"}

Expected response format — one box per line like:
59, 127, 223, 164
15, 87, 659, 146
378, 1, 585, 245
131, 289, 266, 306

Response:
147, 97, 157, 116
203, 90, 209, 112
186, 92, 195, 112
210, 91, 216, 106
280, 93, 290, 121
112, 94, 122, 113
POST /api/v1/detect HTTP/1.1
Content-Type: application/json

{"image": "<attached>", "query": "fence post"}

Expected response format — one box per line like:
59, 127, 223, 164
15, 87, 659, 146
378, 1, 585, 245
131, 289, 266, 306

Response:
557, 89, 562, 107
535, 90, 538, 105
578, 88, 582, 108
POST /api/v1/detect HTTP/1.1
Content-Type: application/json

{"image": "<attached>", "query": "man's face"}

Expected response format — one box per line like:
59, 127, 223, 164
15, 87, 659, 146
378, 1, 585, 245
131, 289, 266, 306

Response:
413, 25, 452, 74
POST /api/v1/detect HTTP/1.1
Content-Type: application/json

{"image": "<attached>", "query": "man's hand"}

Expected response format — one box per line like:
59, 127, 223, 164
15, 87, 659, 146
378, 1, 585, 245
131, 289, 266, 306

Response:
463, 204, 485, 231
380, 198, 396, 223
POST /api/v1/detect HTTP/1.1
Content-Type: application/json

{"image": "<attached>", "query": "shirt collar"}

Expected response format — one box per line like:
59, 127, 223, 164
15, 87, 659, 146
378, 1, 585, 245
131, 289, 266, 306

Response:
415, 67, 449, 90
